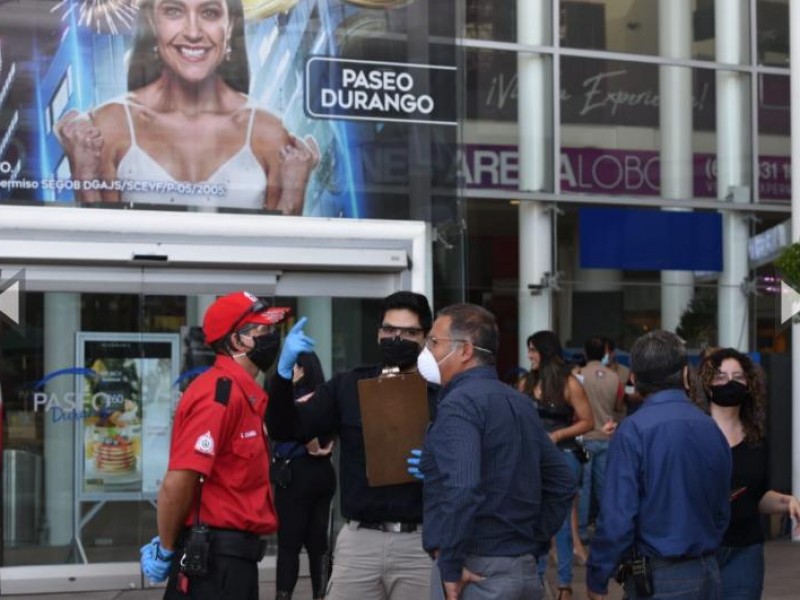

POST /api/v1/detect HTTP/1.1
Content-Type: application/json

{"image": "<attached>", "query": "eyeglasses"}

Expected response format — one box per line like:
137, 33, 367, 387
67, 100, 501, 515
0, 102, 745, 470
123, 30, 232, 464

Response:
379, 324, 424, 339
712, 371, 748, 385
425, 335, 493, 355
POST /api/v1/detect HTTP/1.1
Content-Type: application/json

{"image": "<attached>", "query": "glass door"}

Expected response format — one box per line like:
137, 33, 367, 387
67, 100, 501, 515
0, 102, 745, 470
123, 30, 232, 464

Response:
0, 285, 394, 593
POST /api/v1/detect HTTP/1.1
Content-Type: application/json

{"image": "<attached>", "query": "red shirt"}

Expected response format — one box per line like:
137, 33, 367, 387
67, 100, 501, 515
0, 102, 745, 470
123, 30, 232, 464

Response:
168, 355, 277, 534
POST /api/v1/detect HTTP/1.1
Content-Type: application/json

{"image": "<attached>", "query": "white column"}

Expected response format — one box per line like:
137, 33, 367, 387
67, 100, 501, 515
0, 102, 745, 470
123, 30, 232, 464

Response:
517, 0, 553, 367
297, 297, 332, 379
790, 0, 800, 542
186, 295, 215, 328
659, 0, 694, 332
43, 292, 79, 545
716, 0, 750, 349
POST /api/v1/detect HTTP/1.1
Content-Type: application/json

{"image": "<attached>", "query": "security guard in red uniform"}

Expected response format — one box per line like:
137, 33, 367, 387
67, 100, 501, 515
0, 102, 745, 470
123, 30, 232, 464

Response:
140, 291, 289, 599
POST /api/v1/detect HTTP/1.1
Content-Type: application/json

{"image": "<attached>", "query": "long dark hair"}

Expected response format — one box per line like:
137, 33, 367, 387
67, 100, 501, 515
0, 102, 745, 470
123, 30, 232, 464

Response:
127, 0, 250, 93
695, 347, 766, 444
294, 351, 325, 397
523, 330, 570, 405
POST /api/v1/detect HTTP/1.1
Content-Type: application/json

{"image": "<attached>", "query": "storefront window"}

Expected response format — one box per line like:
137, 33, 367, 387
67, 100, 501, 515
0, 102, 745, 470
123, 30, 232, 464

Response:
560, 57, 722, 203
560, 0, 751, 63
462, 49, 555, 194
0, 290, 380, 568
757, 74, 790, 203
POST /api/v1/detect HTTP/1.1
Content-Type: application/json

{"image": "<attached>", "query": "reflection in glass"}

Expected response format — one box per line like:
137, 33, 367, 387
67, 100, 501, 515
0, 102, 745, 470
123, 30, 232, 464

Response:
560, 57, 717, 202
757, 0, 789, 66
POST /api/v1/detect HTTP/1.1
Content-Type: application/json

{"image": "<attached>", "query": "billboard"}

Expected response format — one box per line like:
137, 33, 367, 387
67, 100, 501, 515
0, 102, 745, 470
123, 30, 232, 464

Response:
0, 0, 457, 218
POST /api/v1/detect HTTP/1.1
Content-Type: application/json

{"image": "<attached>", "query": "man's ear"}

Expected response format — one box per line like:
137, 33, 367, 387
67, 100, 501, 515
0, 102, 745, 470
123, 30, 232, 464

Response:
682, 365, 690, 391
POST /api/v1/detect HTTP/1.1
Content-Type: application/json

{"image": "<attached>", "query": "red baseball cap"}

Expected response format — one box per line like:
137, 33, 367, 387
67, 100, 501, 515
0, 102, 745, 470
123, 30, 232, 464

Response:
203, 291, 290, 344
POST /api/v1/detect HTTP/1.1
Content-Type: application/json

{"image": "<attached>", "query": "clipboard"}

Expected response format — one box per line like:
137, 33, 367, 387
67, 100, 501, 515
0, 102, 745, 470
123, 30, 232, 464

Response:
357, 371, 430, 487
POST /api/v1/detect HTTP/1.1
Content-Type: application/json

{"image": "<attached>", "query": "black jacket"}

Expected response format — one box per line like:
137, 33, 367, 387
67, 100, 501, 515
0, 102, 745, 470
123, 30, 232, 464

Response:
267, 365, 437, 523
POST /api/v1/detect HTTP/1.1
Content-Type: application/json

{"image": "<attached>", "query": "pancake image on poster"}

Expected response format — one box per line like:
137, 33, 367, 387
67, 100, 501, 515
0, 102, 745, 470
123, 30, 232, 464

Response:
95, 434, 136, 474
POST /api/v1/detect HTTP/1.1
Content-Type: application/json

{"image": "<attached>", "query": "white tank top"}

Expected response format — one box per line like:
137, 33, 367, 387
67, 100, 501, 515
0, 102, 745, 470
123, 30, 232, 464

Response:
116, 100, 267, 210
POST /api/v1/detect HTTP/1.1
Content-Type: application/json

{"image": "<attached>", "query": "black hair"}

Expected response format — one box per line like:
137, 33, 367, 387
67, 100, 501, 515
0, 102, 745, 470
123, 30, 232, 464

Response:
379, 291, 433, 334
695, 347, 767, 444
437, 303, 497, 366
584, 335, 606, 362
524, 330, 570, 404
295, 351, 326, 395
128, 0, 249, 93
630, 330, 687, 397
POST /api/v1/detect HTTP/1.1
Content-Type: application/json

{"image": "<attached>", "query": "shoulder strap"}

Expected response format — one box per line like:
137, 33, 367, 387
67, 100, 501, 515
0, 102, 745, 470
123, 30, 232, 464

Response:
121, 100, 137, 145
215, 377, 232, 407
246, 107, 257, 145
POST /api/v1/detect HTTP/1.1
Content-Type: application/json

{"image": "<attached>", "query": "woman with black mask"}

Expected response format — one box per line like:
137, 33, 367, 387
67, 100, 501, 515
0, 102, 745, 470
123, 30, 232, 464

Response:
270, 351, 336, 600
696, 348, 800, 599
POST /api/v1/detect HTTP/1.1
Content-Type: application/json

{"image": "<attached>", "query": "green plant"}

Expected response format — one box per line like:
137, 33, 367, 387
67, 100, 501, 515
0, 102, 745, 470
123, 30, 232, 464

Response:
676, 291, 717, 348
774, 242, 800, 289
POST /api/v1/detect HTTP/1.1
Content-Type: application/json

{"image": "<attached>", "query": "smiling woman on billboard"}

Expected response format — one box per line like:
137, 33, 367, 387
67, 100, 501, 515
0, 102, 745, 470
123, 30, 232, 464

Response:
55, 0, 319, 213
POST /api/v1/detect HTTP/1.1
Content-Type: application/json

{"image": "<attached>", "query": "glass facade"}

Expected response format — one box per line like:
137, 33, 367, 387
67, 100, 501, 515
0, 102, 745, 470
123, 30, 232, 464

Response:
0, 0, 794, 592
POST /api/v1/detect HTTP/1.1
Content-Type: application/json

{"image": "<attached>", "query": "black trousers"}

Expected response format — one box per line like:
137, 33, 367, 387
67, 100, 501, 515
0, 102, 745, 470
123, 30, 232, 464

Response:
275, 454, 337, 597
163, 552, 259, 600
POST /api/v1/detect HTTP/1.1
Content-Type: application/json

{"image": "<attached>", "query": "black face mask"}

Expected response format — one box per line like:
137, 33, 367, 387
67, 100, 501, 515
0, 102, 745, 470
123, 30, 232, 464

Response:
709, 380, 750, 407
245, 330, 281, 372
380, 337, 421, 369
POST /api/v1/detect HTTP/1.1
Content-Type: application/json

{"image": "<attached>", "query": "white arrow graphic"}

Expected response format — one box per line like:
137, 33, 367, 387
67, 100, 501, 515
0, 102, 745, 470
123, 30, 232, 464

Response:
0, 270, 24, 326
780, 280, 800, 324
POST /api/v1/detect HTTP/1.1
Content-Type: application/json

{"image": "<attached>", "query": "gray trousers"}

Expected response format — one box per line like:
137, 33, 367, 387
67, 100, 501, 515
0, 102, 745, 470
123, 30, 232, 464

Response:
430, 555, 541, 600
326, 522, 431, 600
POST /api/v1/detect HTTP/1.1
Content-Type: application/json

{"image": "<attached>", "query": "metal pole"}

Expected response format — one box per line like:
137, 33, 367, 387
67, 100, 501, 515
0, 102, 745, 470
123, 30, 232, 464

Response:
789, 0, 800, 542
659, 0, 695, 333
517, 0, 553, 366
716, 0, 750, 350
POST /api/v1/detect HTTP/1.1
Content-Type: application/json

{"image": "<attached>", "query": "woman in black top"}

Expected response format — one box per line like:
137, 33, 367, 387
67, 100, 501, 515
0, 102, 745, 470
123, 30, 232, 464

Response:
270, 351, 337, 600
696, 348, 800, 600
519, 331, 593, 600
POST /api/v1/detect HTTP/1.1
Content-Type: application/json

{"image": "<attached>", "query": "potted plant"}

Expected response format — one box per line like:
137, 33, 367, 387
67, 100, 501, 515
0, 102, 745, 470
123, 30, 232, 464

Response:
775, 242, 800, 289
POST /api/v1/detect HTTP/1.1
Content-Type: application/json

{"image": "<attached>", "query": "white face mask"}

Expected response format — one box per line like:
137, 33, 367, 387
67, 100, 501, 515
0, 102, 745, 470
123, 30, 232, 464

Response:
416, 346, 455, 385
601, 353, 610, 366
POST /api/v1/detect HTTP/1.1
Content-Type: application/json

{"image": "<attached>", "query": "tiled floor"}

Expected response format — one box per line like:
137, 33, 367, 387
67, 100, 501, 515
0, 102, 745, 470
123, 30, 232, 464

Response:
2, 539, 798, 598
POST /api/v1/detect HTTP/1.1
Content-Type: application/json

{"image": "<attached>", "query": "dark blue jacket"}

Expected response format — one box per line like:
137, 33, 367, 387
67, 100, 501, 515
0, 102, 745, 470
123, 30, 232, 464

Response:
420, 366, 577, 582
586, 389, 732, 594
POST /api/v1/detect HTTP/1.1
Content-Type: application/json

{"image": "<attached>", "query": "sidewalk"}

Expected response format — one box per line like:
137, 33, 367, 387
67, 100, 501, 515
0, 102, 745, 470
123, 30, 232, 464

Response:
2, 539, 798, 599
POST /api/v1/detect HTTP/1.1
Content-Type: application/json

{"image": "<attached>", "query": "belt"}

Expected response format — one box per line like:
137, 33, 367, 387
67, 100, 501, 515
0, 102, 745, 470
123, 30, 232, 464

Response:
348, 520, 419, 533
181, 527, 267, 562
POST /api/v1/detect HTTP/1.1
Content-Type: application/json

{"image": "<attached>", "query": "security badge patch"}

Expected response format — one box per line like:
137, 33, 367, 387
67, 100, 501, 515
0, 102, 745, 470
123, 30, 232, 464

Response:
194, 431, 215, 456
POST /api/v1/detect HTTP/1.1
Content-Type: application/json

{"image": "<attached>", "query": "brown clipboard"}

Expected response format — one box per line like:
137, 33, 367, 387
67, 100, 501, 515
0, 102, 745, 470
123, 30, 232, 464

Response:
357, 372, 429, 487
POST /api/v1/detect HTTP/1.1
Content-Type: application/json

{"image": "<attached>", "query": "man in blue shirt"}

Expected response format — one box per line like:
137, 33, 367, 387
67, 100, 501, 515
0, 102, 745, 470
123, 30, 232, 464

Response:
586, 331, 731, 600
417, 303, 577, 600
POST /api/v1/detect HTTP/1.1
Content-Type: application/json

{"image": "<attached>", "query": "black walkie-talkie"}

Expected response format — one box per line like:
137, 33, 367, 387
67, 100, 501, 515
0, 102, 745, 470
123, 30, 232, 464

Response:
630, 549, 654, 597
181, 475, 211, 577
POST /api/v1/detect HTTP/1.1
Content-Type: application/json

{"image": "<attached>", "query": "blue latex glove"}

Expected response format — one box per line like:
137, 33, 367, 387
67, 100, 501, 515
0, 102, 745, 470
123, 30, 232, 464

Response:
277, 316, 316, 379
140, 536, 174, 583
407, 448, 424, 480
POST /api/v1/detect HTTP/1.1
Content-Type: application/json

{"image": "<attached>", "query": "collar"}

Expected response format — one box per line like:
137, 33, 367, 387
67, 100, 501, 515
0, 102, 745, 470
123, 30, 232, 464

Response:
641, 388, 692, 407
213, 354, 267, 409
441, 365, 498, 396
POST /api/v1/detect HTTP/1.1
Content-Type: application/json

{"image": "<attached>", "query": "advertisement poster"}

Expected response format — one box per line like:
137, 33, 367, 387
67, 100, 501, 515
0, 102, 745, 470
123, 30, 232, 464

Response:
77, 333, 178, 496
0, 0, 457, 219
